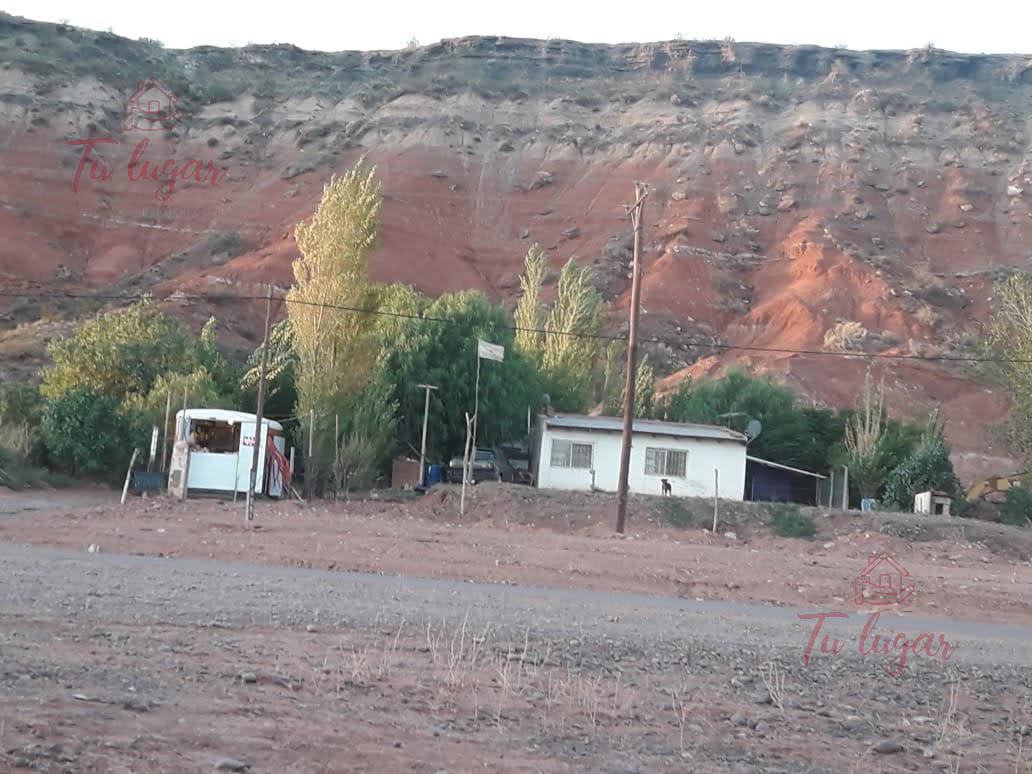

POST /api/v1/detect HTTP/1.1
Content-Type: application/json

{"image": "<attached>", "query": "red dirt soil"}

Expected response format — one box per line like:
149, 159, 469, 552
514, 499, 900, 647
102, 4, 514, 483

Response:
2, 484, 1030, 628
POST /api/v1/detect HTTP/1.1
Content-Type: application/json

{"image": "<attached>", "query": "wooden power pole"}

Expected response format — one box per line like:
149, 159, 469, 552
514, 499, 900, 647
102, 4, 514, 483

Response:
245, 286, 274, 523
615, 182, 648, 534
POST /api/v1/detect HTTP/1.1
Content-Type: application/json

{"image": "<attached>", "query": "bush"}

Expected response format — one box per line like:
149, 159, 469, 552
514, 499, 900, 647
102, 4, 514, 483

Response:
999, 487, 1032, 528
661, 498, 697, 527
0, 448, 74, 491
41, 387, 133, 480
883, 433, 961, 510
769, 504, 817, 538
824, 321, 869, 352
0, 383, 44, 464
41, 299, 201, 401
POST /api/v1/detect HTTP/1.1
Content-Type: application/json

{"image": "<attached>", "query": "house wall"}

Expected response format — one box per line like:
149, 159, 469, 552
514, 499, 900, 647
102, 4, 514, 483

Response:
536, 426, 746, 500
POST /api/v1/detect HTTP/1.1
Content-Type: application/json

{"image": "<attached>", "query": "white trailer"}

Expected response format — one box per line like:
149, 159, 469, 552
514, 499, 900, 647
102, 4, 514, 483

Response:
169, 409, 287, 498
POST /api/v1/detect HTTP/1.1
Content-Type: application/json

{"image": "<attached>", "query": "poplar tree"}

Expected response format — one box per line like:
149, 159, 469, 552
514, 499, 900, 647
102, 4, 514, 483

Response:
287, 160, 383, 490
513, 244, 547, 361
513, 247, 604, 410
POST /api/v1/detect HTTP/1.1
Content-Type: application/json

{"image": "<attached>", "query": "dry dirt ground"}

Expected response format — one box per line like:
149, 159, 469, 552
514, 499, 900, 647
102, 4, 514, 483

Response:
1, 484, 1031, 773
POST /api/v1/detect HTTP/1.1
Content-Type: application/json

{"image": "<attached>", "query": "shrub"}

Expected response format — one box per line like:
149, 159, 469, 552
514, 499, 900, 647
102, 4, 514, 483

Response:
883, 433, 961, 510
823, 321, 869, 352
999, 487, 1032, 528
769, 504, 817, 538
41, 387, 133, 480
662, 498, 697, 527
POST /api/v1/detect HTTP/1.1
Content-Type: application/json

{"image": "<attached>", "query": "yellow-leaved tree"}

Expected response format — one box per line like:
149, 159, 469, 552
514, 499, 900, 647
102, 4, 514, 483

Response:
287, 160, 383, 491
513, 245, 603, 410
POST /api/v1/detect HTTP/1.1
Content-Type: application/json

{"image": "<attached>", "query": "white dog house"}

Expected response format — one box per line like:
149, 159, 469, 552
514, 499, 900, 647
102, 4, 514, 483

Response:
168, 409, 287, 498
914, 490, 952, 516
531, 414, 748, 499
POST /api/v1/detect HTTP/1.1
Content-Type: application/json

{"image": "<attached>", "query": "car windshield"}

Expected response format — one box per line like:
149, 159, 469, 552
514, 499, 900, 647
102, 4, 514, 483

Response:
475, 450, 494, 461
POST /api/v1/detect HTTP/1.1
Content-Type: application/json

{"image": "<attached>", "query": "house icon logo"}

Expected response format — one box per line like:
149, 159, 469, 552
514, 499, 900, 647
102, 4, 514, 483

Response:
854, 552, 915, 606
123, 79, 181, 131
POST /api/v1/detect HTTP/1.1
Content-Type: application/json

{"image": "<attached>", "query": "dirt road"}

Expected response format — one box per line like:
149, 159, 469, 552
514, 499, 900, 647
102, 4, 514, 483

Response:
2, 541, 1031, 773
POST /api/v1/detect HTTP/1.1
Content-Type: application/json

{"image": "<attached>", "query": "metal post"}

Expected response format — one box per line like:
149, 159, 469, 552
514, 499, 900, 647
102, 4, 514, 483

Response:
615, 182, 648, 534
246, 286, 274, 523
417, 384, 438, 487
472, 352, 482, 467
460, 411, 473, 516
160, 391, 171, 473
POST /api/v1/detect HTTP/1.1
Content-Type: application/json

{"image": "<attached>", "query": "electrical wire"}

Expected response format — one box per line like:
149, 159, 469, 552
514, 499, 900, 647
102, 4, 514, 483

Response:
1, 288, 1027, 365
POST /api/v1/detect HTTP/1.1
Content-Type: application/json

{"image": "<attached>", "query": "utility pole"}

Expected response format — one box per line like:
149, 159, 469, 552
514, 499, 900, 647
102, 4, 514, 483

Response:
615, 182, 648, 534
246, 286, 274, 523
417, 384, 438, 487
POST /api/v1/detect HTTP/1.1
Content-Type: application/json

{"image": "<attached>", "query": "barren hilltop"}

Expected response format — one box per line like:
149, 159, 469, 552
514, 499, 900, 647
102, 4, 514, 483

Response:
1, 13, 1031, 479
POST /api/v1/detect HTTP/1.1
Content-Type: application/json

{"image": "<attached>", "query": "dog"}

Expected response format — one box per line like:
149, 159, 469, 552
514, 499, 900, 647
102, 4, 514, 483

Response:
661, 478, 672, 496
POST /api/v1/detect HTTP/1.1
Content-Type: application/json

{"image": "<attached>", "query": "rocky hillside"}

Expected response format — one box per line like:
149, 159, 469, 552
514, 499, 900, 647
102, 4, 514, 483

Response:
1, 13, 1031, 480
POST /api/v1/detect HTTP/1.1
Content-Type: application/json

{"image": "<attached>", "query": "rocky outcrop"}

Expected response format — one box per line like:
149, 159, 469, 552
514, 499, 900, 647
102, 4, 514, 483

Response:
1, 13, 1031, 479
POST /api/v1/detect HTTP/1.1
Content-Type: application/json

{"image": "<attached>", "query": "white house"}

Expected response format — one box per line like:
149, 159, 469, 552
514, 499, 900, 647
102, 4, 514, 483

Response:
168, 409, 288, 498
531, 414, 747, 500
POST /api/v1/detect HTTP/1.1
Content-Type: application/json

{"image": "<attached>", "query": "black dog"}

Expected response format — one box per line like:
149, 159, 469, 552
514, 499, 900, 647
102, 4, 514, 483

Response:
661, 478, 672, 496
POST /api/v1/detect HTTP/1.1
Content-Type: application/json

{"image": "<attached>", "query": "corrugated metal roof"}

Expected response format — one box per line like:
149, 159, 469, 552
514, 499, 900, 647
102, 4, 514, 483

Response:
543, 414, 746, 443
747, 455, 826, 479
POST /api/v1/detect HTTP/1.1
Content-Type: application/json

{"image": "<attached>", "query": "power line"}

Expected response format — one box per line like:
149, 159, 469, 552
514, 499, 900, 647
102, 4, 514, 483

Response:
1, 288, 1028, 365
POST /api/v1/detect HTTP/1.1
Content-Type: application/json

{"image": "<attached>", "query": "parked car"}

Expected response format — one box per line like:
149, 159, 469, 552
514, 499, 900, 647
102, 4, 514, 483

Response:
447, 447, 505, 484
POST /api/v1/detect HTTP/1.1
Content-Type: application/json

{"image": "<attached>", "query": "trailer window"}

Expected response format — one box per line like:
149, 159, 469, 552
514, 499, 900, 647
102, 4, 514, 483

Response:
188, 420, 240, 454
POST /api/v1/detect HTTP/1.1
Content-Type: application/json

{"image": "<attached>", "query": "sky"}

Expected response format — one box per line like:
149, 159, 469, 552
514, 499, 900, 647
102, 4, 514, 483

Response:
5, 0, 1032, 54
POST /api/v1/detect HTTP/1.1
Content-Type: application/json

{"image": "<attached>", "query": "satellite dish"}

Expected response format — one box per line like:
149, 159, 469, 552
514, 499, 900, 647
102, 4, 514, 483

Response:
744, 419, 762, 443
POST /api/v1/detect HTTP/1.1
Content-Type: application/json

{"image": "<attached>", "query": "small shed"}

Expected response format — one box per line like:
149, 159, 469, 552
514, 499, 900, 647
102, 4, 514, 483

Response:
168, 409, 288, 498
914, 490, 952, 516
744, 456, 826, 506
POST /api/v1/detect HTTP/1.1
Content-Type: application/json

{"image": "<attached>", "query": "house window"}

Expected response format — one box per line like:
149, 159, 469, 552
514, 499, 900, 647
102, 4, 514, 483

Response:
550, 439, 593, 469
645, 447, 687, 477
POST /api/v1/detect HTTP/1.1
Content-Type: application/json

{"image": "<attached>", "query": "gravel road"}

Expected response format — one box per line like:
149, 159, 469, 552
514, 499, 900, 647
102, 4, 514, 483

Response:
2, 542, 1031, 772
3, 543, 1030, 665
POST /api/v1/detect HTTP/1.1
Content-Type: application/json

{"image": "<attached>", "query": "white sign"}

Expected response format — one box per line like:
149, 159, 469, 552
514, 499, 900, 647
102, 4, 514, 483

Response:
477, 338, 505, 362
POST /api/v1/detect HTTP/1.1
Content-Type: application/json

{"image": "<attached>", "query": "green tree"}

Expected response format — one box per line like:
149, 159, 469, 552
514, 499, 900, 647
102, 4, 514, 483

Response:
380, 290, 541, 460
122, 368, 233, 451
882, 408, 962, 510
333, 373, 399, 492
999, 486, 1032, 528
41, 387, 132, 479
986, 273, 1032, 460
631, 354, 656, 418
601, 340, 624, 415
844, 373, 888, 499
41, 299, 199, 401
240, 318, 297, 421
660, 368, 815, 469
196, 317, 241, 397
287, 161, 383, 490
